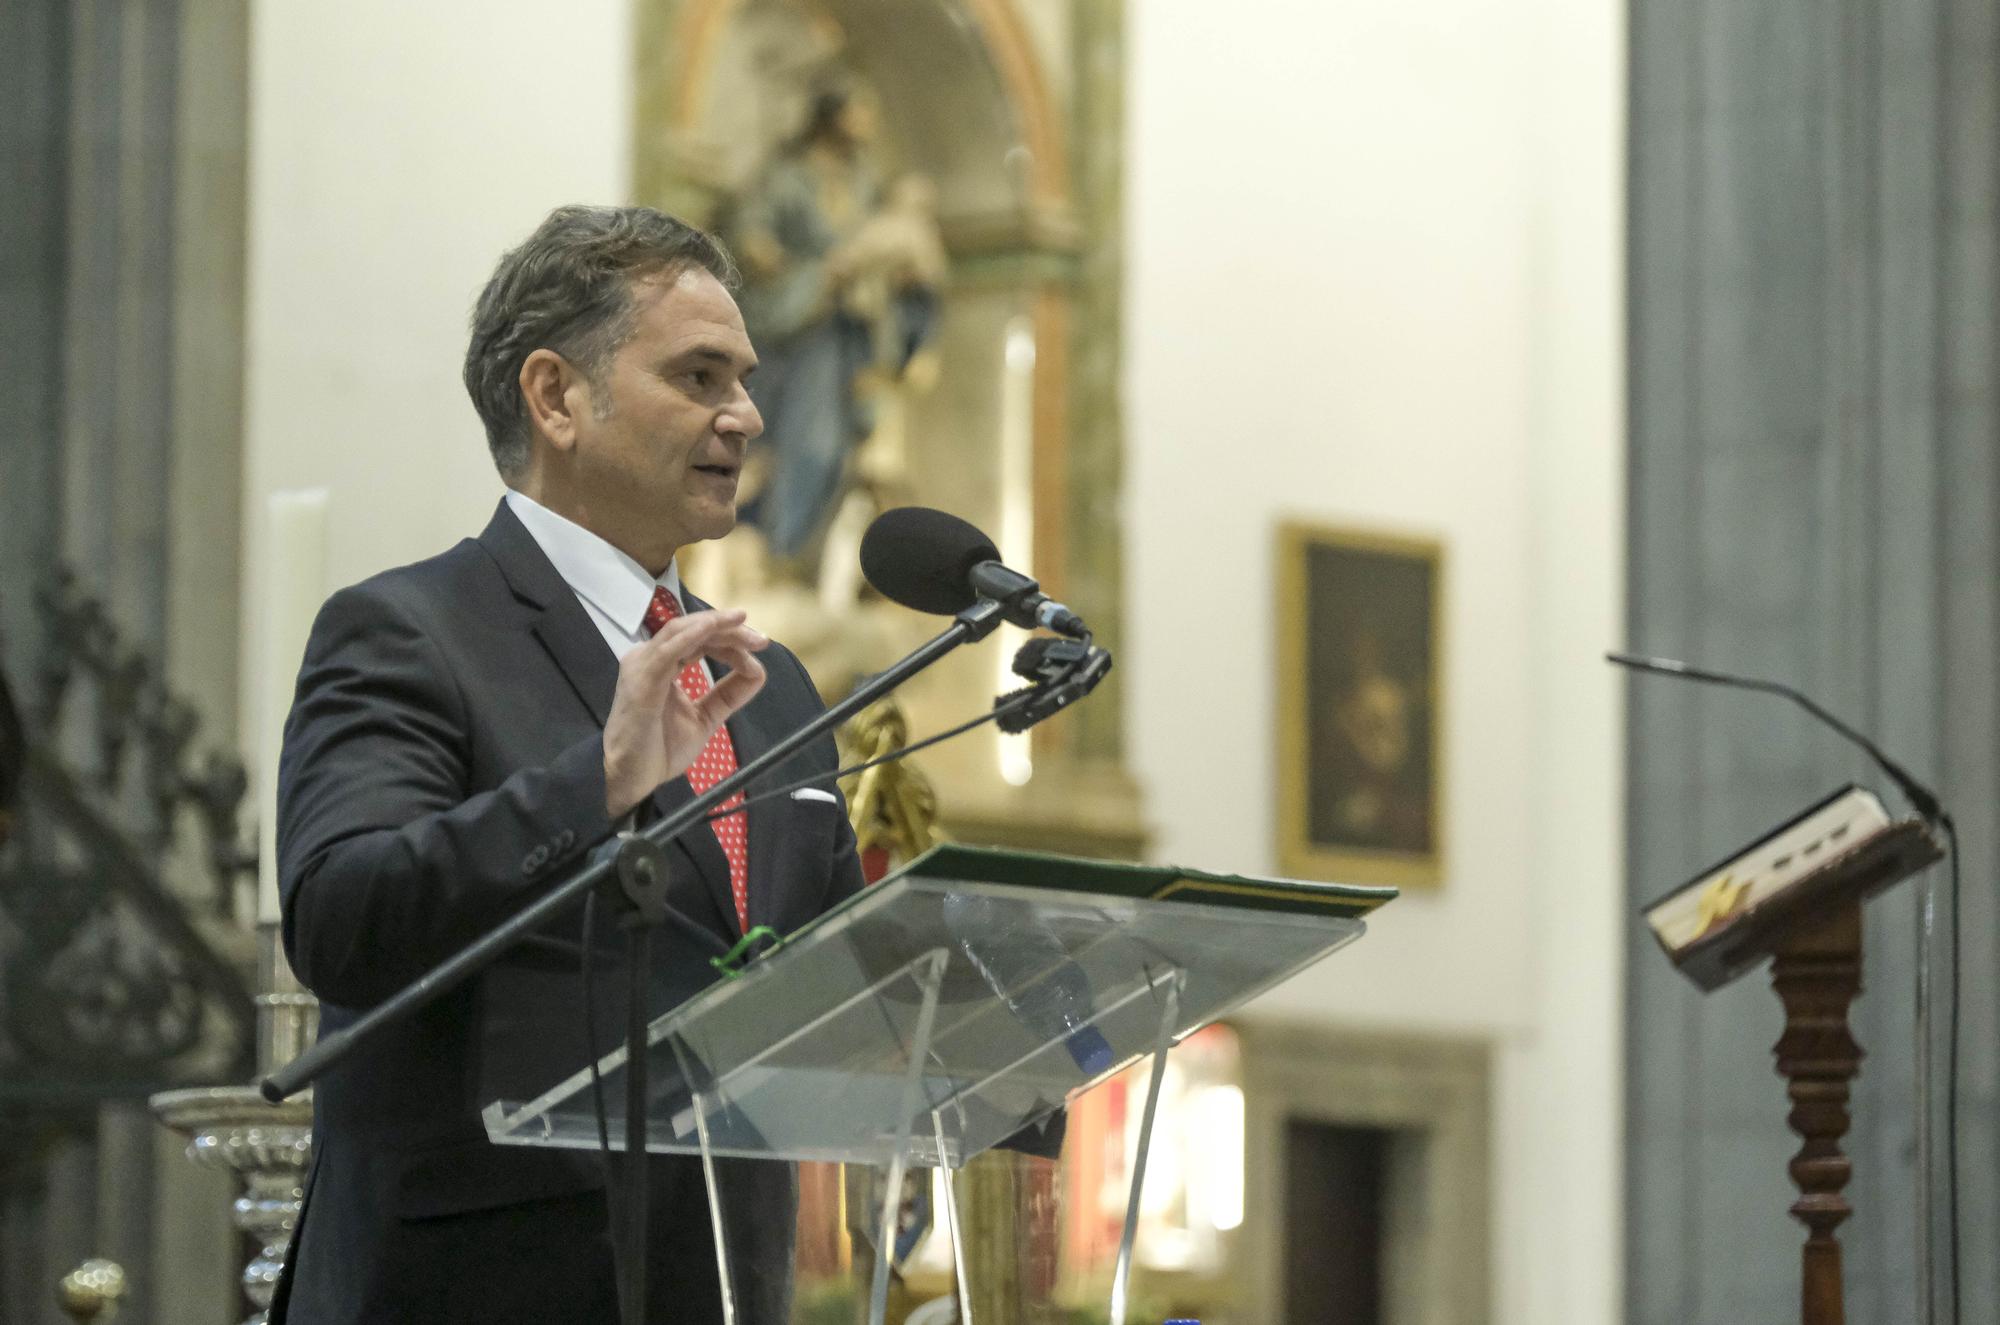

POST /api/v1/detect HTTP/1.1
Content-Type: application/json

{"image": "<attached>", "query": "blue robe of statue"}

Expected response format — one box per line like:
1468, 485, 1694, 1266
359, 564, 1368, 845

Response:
730, 155, 937, 565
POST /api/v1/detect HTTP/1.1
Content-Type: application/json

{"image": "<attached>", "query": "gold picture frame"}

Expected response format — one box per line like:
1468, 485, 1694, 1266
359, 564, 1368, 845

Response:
1277, 521, 1445, 889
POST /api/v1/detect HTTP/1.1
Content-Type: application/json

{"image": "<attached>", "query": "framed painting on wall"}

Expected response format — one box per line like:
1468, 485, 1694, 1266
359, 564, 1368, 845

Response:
1276, 521, 1444, 890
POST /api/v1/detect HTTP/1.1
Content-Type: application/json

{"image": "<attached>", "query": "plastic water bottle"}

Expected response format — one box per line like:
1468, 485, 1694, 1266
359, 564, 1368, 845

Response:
942, 892, 1115, 1074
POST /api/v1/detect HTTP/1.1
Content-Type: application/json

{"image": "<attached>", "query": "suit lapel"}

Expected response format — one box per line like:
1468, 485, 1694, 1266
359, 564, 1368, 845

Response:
730, 685, 786, 934
645, 776, 740, 936
477, 502, 617, 728
480, 502, 738, 936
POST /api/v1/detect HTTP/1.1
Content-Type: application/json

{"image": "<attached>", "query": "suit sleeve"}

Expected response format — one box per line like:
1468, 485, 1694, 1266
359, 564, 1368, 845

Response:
277, 583, 614, 1008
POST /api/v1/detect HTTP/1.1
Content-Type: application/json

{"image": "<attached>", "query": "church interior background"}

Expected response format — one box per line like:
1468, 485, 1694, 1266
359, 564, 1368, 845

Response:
5, 0, 1998, 1322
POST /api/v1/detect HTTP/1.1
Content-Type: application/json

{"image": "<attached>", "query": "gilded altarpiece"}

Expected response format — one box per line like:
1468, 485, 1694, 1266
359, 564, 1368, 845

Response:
634, 2, 1141, 1320
636, 0, 1135, 851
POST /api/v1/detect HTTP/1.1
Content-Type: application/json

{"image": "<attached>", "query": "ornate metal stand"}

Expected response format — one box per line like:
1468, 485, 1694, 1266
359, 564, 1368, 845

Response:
12, 569, 270, 1316
151, 926, 316, 1325
55, 1259, 126, 1322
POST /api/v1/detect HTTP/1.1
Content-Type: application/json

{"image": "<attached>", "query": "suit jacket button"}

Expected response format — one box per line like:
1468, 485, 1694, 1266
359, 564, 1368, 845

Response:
522, 846, 550, 875
557, 829, 575, 851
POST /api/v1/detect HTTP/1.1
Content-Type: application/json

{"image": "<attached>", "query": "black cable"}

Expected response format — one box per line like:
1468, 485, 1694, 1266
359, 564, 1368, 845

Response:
700, 689, 1039, 830
1607, 652, 1943, 821
1607, 650, 1960, 1315
577, 889, 633, 1325
581, 889, 614, 1157
580, 690, 1032, 1121
619, 923, 650, 1324
565, 681, 1039, 1321
1942, 813, 1960, 1325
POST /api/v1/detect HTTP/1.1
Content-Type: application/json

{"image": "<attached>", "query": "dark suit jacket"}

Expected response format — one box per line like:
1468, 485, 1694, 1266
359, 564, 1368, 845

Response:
270, 501, 863, 1324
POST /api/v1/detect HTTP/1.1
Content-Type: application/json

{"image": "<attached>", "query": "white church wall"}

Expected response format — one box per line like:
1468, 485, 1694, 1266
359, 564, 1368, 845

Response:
237, 0, 634, 728
236, 0, 1621, 1317
1123, 0, 1624, 1321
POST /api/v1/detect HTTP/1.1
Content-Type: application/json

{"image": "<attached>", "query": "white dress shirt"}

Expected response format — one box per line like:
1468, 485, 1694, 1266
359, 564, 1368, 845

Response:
503, 490, 713, 683
509, 494, 840, 837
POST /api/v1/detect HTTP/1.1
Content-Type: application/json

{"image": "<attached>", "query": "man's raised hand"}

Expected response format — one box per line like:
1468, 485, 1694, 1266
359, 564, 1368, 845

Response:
603, 608, 768, 820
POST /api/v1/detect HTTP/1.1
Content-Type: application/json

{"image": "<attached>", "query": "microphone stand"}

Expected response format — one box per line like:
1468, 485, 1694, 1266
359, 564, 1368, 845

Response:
1609, 650, 1955, 1325
262, 598, 1009, 1324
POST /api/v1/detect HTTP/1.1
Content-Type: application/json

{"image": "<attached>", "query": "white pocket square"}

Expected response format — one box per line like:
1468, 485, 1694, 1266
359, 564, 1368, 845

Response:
790, 787, 839, 804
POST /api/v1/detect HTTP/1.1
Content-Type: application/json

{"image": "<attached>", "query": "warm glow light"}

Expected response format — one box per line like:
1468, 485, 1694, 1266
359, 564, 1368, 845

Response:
997, 318, 1036, 787
907, 1168, 956, 1273
1189, 1085, 1245, 1231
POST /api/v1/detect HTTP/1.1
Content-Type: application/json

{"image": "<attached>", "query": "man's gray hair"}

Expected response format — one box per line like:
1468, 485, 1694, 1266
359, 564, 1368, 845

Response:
463, 205, 738, 479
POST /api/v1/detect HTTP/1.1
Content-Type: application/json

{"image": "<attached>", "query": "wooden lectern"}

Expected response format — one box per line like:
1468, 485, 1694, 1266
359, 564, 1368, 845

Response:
1646, 805, 1943, 1325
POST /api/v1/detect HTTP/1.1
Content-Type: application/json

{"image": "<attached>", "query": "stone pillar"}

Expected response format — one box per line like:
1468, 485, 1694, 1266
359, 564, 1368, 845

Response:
1625, 0, 2000, 1319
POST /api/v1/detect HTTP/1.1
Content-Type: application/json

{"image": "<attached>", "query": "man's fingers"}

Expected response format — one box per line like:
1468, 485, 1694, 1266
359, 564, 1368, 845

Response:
627, 611, 756, 687
643, 609, 742, 662
664, 629, 768, 685
702, 649, 767, 720
704, 644, 764, 700
623, 615, 722, 692
708, 644, 766, 688
703, 624, 770, 660
619, 610, 773, 760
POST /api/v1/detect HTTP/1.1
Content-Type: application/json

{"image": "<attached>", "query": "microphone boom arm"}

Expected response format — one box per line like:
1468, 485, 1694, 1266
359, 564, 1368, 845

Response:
1606, 650, 1945, 823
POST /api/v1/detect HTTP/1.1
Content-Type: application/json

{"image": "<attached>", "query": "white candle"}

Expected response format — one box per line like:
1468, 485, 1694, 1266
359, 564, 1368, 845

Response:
258, 489, 330, 924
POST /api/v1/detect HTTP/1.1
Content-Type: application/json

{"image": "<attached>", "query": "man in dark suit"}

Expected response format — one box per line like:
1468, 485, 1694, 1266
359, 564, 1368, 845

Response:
271, 205, 864, 1324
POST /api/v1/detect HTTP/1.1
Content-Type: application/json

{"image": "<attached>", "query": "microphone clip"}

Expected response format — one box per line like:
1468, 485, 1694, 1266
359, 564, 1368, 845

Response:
995, 636, 1113, 734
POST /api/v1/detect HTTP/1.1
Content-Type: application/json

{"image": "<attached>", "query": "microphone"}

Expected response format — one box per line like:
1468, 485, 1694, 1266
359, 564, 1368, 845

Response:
860, 507, 1088, 638
1606, 651, 1944, 823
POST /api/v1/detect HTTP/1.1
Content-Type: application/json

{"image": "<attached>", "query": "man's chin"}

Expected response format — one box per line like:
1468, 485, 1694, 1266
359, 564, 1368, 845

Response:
688, 508, 738, 545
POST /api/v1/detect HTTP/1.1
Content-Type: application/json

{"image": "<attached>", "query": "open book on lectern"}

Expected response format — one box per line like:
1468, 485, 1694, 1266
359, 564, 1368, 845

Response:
1642, 784, 1940, 991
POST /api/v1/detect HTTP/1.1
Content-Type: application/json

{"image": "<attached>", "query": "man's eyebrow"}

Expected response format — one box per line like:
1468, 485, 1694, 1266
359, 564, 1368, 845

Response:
671, 344, 757, 375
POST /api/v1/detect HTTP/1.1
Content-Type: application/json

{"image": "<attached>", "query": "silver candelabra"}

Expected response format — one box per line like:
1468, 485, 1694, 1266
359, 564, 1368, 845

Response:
151, 925, 316, 1325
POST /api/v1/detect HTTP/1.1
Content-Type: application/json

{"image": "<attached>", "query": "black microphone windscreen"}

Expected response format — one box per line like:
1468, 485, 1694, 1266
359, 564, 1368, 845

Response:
860, 506, 1001, 615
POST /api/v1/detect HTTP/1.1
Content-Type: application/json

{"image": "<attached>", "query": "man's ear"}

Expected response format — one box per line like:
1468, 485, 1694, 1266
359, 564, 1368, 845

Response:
519, 348, 590, 453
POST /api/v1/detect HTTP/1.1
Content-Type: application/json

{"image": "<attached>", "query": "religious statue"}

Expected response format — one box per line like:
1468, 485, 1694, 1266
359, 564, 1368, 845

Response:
839, 698, 941, 877
725, 82, 947, 585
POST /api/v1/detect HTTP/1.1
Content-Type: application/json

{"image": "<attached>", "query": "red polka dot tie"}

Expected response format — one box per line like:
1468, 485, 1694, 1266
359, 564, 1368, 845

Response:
641, 585, 748, 933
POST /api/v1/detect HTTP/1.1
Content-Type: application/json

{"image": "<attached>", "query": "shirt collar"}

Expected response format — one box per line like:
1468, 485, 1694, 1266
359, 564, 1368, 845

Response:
503, 489, 681, 635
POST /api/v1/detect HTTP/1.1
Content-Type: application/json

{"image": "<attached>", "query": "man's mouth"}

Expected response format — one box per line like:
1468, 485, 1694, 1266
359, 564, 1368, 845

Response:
692, 463, 739, 481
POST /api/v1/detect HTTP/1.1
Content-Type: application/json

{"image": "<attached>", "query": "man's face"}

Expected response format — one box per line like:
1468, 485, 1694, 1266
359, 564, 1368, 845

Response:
569, 268, 762, 561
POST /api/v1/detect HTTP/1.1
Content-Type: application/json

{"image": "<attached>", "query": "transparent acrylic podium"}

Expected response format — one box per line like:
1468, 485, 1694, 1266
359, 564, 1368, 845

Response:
483, 845, 1394, 1325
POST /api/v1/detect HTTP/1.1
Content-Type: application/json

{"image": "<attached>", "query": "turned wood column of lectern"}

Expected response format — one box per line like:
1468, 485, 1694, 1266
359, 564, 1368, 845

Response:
1650, 815, 1942, 1325
1771, 898, 1864, 1325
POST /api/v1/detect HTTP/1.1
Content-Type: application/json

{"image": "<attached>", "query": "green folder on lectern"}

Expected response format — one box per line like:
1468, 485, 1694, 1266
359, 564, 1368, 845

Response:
482, 844, 1395, 1325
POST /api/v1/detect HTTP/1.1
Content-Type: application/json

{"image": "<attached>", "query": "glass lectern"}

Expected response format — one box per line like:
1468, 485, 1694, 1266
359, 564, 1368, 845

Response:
483, 845, 1394, 1325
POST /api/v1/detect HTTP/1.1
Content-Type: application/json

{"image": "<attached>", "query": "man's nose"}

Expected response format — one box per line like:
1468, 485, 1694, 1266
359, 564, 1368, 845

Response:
721, 385, 764, 442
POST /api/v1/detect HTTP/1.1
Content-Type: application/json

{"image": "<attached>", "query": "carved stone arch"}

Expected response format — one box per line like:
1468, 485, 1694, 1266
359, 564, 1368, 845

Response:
640, 0, 1069, 223
828, 0, 1062, 218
